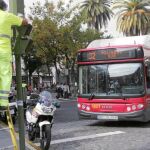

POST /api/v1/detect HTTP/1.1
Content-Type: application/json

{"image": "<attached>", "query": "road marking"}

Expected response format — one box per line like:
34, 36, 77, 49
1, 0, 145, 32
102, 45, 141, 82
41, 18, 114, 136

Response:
0, 120, 124, 149
35, 131, 125, 146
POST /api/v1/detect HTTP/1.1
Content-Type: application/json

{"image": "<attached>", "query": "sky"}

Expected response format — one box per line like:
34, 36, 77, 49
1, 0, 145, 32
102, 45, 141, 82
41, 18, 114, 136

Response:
4, 0, 121, 37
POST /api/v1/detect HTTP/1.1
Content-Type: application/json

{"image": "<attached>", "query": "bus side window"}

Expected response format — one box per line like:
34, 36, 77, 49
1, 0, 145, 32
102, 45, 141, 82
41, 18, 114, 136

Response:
147, 77, 150, 88
146, 66, 150, 88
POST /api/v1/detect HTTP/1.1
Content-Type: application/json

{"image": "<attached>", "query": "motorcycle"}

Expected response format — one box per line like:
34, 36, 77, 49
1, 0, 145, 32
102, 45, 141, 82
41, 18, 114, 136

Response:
26, 90, 60, 150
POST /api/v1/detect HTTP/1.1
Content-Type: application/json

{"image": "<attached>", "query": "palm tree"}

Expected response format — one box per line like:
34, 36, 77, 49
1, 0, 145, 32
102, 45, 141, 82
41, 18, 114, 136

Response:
113, 0, 150, 36
80, 0, 113, 31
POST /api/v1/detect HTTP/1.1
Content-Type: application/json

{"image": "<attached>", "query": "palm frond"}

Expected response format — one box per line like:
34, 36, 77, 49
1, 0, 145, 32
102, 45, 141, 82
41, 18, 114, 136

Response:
114, 0, 150, 35
80, 0, 113, 31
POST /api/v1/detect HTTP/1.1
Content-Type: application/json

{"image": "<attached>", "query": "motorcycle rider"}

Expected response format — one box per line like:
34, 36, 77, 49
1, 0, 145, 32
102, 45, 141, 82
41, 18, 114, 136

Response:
26, 91, 56, 124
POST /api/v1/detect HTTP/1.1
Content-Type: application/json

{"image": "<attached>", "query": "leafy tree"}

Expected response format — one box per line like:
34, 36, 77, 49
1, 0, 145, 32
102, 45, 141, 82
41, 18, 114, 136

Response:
30, 1, 73, 82
23, 54, 42, 84
80, 0, 113, 31
29, 1, 102, 85
113, 0, 150, 36
32, 17, 62, 82
22, 41, 43, 85
59, 12, 101, 84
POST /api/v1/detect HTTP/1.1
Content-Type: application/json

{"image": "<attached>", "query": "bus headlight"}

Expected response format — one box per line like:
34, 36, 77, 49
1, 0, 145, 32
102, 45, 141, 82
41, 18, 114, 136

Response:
127, 107, 131, 112
86, 106, 90, 111
82, 104, 86, 109
137, 104, 144, 109
132, 105, 136, 110
77, 103, 81, 108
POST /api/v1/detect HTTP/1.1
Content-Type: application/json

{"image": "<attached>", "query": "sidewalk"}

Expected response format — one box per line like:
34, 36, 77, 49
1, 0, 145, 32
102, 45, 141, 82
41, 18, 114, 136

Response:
58, 96, 77, 101
0, 126, 13, 149
0, 122, 36, 150
52, 92, 77, 101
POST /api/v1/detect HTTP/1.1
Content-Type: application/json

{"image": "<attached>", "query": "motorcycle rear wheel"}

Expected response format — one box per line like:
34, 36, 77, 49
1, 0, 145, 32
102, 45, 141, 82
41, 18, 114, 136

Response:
40, 125, 51, 150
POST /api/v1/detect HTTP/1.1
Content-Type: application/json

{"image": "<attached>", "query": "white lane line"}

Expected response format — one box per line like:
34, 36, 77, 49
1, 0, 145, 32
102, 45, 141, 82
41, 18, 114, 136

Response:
35, 131, 125, 146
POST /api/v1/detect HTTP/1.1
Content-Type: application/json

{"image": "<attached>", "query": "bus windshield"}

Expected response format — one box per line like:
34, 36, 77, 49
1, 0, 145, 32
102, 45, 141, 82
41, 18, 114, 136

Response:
79, 63, 145, 97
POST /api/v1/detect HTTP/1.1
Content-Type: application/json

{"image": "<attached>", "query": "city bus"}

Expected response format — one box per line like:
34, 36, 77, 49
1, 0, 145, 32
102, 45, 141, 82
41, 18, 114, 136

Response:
77, 35, 150, 122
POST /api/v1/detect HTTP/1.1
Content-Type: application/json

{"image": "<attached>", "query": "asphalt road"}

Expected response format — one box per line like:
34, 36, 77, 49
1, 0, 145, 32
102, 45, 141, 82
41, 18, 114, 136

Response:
54, 99, 79, 123
1, 98, 150, 150
49, 99, 150, 150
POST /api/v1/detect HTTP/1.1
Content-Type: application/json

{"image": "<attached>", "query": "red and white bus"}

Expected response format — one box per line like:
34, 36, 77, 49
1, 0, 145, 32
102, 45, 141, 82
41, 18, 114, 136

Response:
77, 35, 150, 122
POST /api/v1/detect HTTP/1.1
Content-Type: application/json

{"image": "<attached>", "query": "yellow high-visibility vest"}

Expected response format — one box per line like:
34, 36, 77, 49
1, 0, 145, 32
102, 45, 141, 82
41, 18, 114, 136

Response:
0, 10, 22, 62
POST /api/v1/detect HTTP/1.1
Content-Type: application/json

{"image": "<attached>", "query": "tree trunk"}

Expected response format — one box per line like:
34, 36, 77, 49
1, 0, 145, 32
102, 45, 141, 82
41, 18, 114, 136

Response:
54, 63, 60, 83
37, 68, 40, 90
66, 58, 70, 85
46, 64, 52, 86
29, 74, 32, 86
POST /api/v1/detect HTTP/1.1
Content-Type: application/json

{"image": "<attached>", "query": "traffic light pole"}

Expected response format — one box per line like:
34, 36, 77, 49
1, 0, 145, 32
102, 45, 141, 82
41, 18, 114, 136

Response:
9, 0, 25, 150
15, 55, 25, 150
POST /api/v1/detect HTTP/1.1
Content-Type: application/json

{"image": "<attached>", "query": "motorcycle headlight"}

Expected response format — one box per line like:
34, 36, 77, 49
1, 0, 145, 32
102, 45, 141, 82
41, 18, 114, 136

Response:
41, 106, 53, 113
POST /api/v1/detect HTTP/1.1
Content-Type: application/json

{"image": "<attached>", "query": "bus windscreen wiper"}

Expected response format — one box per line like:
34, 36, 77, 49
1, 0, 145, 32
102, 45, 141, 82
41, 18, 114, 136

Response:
88, 93, 95, 100
120, 93, 126, 100
119, 87, 126, 100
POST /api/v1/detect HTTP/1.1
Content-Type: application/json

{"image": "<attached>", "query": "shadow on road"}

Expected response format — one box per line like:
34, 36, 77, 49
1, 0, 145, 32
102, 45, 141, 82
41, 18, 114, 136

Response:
88, 120, 150, 128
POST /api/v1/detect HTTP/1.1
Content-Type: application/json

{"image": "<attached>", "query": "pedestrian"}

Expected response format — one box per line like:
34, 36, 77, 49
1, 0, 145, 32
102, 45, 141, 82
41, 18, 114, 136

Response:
39, 83, 42, 92
0, 0, 28, 109
60, 83, 64, 97
56, 82, 61, 98
28, 84, 32, 93
63, 83, 70, 98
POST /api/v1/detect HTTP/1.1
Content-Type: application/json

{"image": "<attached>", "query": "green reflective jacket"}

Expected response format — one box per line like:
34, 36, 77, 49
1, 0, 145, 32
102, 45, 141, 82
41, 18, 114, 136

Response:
0, 10, 22, 62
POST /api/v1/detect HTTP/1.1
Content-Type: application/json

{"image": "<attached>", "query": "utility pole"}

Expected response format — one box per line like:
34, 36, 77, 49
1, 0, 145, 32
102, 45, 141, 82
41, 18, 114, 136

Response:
9, 0, 26, 149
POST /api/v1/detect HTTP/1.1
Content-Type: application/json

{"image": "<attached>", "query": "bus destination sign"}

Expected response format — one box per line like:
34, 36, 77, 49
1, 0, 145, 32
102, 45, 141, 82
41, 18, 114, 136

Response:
78, 47, 143, 62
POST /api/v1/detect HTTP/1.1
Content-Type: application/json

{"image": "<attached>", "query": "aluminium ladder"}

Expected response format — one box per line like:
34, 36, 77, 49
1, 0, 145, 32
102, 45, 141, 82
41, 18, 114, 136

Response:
0, 106, 18, 150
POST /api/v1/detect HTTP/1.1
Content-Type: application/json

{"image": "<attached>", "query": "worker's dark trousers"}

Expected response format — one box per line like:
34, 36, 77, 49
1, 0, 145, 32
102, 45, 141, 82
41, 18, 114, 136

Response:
0, 61, 12, 107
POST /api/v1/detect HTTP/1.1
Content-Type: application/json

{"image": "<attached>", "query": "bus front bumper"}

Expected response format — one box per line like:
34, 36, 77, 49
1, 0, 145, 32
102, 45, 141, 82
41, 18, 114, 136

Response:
78, 110, 147, 122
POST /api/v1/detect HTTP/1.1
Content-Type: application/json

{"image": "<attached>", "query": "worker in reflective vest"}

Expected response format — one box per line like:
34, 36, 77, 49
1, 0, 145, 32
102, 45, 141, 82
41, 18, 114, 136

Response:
0, 0, 28, 108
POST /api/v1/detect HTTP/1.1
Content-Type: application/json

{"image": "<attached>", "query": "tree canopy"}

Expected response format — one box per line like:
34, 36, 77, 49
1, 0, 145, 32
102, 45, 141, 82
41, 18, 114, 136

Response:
113, 0, 150, 36
29, 1, 102, 83
80, 0, 113, 31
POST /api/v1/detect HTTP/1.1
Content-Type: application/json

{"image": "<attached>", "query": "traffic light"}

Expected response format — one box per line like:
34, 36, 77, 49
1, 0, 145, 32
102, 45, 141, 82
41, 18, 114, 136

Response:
12, 24, 33, 55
